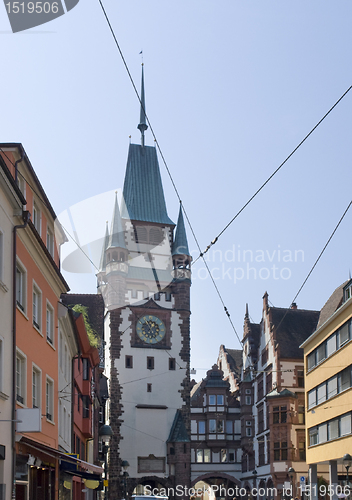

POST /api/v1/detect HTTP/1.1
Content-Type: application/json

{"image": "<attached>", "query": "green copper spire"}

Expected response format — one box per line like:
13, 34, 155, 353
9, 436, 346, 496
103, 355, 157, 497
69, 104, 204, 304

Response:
172, 205, 190, 256
107, 193, 126, 250
137, 64, 148, 147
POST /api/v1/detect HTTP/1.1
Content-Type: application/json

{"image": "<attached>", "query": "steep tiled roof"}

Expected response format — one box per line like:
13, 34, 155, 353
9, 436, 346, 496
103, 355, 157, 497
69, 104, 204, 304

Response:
61, 294, 105, 340
271, 307, 320, 359
167, 410, 190, 443
107, 194, 126, 250
172, 206, 189, 256
223, 348, 242, 378
316, 281, 348, 330
266, 388, 297, 399
120, 144, 174, 225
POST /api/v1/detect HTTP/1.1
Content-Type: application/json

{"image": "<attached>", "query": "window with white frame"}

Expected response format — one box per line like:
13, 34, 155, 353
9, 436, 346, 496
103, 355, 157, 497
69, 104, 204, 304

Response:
46, 227, 54, 257
32, 201, 41, 234
16, 261, 26, 312
46, 302, 54, 344
32, 282, 42, 331
16, 350, 26, 405
32, 366, 41, 408
46, 377, 54, 421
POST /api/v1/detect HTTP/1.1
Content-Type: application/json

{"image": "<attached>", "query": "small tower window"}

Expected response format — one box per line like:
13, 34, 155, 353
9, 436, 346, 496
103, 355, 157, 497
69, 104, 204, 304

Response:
112, 251, 118, 261
147, 383, 152, 393
149, 228, 163, 245
135, 227, 148, 243
125, 356, 133, 369
147, 357, 154, 370
169, 358, 176, 370
165, 292, 172, 302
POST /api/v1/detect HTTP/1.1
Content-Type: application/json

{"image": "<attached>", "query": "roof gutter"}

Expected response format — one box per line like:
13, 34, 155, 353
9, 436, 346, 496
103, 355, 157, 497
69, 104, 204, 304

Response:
12, 209, 30, 498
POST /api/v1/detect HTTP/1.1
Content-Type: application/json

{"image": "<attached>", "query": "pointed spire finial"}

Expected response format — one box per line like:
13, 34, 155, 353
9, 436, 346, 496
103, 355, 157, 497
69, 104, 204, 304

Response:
137, 64, 148, 147
245, 303, 249, 319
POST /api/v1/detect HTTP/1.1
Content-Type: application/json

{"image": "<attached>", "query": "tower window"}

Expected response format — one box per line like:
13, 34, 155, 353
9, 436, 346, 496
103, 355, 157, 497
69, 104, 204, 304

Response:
169, 358, 176, 370
125, 355, 133, 369
147, 357, 154, 370
135, 226, 148, 243
165, 292, 171, 302
147, 383, 152, 393
149, 228, 163, 245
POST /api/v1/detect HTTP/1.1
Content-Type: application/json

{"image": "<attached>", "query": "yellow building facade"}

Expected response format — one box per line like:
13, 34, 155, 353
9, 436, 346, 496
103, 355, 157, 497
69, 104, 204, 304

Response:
301, 280, 352, 500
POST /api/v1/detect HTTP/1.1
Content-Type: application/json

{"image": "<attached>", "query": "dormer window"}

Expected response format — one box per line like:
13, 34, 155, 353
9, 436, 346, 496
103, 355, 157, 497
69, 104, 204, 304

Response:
344, 282, 352, 302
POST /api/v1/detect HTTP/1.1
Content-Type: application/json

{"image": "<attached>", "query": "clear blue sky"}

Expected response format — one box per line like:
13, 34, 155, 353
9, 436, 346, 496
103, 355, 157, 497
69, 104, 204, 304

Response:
2, 1, 352, 380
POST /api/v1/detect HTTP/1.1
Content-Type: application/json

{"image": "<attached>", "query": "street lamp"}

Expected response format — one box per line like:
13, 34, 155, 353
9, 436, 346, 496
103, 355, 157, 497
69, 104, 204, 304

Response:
99, 424, 113, 500
121, 460, 130, 500
288, 467, 295, 499
343, 454, 352, 497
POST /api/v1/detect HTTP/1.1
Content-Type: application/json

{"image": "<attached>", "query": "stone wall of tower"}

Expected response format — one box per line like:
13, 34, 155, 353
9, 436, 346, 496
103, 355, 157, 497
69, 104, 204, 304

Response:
173, 279, 191, 492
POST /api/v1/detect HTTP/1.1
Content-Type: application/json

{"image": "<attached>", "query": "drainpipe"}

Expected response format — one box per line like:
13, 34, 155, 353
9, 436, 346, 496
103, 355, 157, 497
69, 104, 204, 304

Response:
12, 209, 30, 499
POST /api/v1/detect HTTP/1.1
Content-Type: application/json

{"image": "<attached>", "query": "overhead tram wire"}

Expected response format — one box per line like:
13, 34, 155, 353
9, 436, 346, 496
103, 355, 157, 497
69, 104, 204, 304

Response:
269, 199, 352, 340
193, 84, 352, 265
97, 0, 242, 344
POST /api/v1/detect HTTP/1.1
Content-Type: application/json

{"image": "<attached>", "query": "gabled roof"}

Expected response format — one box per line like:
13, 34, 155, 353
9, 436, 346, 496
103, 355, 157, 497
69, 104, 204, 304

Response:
167, 410, 190, 443
271, 307, 320, 359
266, 388, 297, 399
61, 293, 105, 340
316, 281, 348, 330
107, 193, 126, 250
223, 347, 242, 378
120, 144, 174, 225
172, 206, 189, 256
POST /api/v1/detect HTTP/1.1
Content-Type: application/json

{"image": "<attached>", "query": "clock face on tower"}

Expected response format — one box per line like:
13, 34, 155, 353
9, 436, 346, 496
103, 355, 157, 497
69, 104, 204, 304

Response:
136, 315, 166, 344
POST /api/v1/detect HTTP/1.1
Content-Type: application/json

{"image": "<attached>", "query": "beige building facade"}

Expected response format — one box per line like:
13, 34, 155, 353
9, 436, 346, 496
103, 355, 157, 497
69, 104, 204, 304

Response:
301, 280, 352, 500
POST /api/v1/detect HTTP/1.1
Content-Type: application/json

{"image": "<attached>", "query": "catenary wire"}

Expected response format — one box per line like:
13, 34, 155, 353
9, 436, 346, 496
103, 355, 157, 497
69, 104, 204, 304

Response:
193, 84, 352, 265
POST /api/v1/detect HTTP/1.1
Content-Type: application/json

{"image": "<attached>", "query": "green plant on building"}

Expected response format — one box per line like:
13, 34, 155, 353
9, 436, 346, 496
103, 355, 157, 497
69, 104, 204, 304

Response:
71, 304, 99, 348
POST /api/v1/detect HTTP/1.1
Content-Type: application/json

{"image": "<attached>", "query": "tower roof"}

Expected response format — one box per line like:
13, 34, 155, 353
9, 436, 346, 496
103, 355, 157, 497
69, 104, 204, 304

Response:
99, 221, 110, 271
137, 64, 148, 141
107, 193, 126, 249
172, 205, 189, 256
121, 144, 174, 225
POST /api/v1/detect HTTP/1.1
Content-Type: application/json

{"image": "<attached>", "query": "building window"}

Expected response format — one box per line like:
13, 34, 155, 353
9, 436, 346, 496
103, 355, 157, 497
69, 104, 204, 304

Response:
209, 419, 216, 433
298, 405, 305, 424
46, 228, 54, 257
125, 355, 133, 368
308, 412, 352, 446
273, 406, 287, 424
245, 396, 251, 405
154, 292, 160, 301
147, 383, 152, 392
258, 405, 264, 433
258, 375, 264, 400
246, 427, 252, 437
209, 395, 216, 405
259, 442, 265, 466
274, 441, 287, 461
16, 350, 26, 405
32, 366, 41, 408
147, 357, 154, 370
297, 369, 304, 387
169, 358, 176, 370
198, 421, 205, 434
82, 358, 90, 380
46, 377, 54, 421
266, 370, 272, 394
46, 302, 54, 344
307, 319, 352, 371
32, 283, 42, 331
32, 201, 41, 234
217, 394, 224, 405
299, 440, 306, 460
16, 261, 27, 312
307, 365, 352, 410
165, 292, 172, 302
83, 395, 90, 418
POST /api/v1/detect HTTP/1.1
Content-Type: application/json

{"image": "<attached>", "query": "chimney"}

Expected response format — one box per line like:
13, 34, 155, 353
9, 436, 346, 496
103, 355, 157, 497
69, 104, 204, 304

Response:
290, 302, 297, 310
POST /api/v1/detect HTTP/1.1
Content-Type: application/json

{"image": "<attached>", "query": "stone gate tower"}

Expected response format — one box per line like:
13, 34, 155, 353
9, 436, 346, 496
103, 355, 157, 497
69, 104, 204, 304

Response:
98, 67, 192, 499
